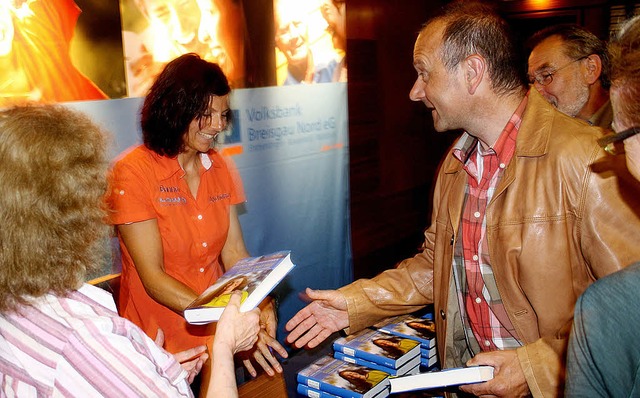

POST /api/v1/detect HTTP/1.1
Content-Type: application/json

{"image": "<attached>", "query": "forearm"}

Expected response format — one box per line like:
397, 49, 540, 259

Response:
220, 205, 250, 271
117, 220, 199, 313
221, 249, 250, 272
340, 252, 435, 333
142, 272, 199, 314
206, 342, 239, 398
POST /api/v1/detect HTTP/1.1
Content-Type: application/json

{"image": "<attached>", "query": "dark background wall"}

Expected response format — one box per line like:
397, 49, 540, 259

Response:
346, 0, 631, 280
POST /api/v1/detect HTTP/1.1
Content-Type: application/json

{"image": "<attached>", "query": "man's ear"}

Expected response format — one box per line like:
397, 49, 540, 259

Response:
583, 54, 603, 85
464, 55, 485, 95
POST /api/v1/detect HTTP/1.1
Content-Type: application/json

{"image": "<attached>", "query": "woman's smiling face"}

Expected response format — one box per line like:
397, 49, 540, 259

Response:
183, 94, 230, 154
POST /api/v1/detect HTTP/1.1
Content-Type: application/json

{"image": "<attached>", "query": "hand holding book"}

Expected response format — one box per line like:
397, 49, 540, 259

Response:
458, 349, 529, 396
184, 251, 295, 324
389, 366, 494, 393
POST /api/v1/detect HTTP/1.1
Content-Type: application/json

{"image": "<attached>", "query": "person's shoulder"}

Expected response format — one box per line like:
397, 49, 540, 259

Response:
525, 89, 603, 141
113, 144, 154, 165
588, 262, 640, 298
111, 145, 170, 176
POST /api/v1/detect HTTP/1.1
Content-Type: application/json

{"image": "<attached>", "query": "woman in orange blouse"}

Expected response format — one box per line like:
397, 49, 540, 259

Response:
107, 54, 286, 392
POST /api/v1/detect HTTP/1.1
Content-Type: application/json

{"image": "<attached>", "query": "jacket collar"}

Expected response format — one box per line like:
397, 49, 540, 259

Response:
516, 88, 554, 158
442, 88, 556, 175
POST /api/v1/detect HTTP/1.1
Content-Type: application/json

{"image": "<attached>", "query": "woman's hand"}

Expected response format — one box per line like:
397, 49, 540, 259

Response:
207, 292, 261, 397
214, 291, 261, 354
154, 328, 208, 384
240, 296, 289, 377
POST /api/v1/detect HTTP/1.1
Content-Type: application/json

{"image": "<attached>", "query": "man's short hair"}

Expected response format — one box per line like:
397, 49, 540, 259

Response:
425, 1, 526, 97
527, 24, 610, 89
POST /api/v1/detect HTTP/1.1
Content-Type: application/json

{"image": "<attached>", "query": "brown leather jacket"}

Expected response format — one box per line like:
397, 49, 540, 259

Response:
339, 89, 640, 397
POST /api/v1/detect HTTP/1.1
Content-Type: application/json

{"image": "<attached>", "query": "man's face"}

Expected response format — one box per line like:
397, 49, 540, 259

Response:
409, 21, 466, 133
528, 35, 590, 118
275, 6, 309, 66
141, 0, 244, 85
321, 0, 346, 51
145, 0, 201, 45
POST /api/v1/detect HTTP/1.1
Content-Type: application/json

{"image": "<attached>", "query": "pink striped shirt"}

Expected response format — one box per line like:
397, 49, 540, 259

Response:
0, 284, 193, 397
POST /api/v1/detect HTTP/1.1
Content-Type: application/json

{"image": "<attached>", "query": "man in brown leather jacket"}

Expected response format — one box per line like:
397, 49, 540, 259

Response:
286, 3, 640, 397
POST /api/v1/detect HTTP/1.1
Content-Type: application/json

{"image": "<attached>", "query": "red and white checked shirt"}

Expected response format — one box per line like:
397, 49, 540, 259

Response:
451, 94, 528, 352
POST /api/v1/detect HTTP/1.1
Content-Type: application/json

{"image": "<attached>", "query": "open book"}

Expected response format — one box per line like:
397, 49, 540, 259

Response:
389, 366, 494, 393
184, 251, 295, 324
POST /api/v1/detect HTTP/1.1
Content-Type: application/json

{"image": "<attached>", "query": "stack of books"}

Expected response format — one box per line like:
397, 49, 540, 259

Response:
332, 328, 421, 377
372, 310, 439, 371
297, 309, 479, 398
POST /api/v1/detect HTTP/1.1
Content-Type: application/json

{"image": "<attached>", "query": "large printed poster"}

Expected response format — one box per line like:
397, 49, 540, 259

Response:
120, 0, 248, 96
274, 0, 346, 85
0, 0, 347, 106
0, 0, 124, 106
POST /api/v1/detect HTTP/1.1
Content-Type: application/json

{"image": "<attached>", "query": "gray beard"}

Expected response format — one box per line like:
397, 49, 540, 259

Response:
559, 87, 590, 118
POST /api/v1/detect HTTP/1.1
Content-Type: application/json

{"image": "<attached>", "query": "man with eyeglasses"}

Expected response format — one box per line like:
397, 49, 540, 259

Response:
527, 24, 612, 129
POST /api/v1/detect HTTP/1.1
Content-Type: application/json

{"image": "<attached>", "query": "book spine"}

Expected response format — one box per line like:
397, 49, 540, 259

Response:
297, 383, 341, 398
420, 355, 438, 368
332, 342, 397, 368
420, 346, 437, 358
297, 373, 364, 398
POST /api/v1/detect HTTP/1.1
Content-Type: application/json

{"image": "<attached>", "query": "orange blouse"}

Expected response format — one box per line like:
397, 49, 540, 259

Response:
107, 145, 244, 353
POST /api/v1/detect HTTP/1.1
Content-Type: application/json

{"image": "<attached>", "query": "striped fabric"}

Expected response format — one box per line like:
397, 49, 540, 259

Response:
0, 284, 193, 397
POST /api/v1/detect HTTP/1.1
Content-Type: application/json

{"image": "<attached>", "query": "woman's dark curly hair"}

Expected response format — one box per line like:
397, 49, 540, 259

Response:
141, 53, 231, 157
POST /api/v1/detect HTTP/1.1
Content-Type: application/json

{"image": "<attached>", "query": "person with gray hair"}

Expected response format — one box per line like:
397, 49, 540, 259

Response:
527, 24, 612, 129
565, 15, 640, 397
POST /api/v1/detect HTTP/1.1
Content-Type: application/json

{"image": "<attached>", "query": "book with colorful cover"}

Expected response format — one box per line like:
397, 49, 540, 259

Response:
297, 355, 391, 398
372, 313, 436, 349
333, 328, 421, 369
389, 366, 494, 393
333, 351, 421, 377
184, 251, 295, 324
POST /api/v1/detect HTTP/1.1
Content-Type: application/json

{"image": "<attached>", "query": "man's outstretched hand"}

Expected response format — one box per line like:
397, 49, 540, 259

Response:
285, 288, 349, 349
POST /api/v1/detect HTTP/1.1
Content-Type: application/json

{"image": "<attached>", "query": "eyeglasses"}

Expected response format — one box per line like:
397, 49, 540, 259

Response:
528, 57, 586, 86
597, 127, 640, 155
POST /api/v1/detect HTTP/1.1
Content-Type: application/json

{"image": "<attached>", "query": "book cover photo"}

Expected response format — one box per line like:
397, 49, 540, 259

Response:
372, 313, 436, 348
333, 328, 421, 369
333, 351, 421, 377
297, 355, 391, 398
184, 250, 295, 324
